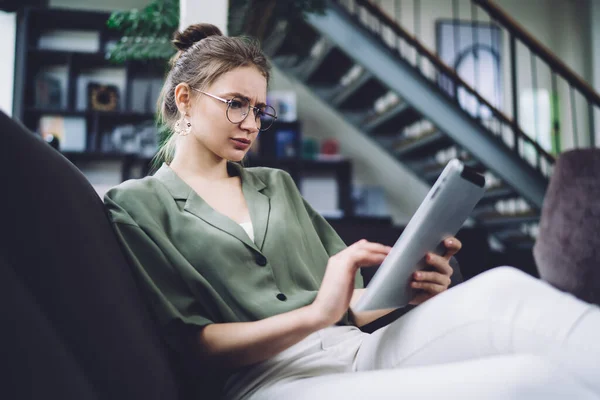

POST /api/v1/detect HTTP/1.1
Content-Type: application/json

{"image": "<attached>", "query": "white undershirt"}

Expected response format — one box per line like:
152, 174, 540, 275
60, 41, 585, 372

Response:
239, 221, 255, 242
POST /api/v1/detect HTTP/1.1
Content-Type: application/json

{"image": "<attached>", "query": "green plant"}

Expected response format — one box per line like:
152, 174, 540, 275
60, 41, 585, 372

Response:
106, 0, 180, 63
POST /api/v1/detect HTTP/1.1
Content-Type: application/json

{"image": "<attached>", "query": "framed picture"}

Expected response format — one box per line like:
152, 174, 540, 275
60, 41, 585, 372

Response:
35, 73, 63, 109
436, 20, 502, 119
87, 83, 120, 111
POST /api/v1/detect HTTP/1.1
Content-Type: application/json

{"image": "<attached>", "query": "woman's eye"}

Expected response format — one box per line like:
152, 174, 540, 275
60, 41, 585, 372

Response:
229, 99, 244, 109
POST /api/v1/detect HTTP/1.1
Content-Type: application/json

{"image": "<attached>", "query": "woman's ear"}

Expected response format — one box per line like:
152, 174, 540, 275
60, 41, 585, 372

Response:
174, 83, 191, 114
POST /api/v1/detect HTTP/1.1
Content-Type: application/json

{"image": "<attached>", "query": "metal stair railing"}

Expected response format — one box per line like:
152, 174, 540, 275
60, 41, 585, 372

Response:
357, 0, 599, 157
335, 0, 556, 182
474, 0, 599, 150
310, 0, 548, 208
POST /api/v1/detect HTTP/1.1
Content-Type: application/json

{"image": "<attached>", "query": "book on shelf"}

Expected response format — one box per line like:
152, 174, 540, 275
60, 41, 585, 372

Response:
275, 129, 301, 159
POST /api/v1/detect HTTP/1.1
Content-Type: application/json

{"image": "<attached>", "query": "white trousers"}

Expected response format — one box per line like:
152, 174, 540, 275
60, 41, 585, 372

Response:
224, 267, 600, 400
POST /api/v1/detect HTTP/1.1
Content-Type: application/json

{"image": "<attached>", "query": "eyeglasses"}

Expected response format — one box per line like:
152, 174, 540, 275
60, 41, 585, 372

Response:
192, 89, 277, 131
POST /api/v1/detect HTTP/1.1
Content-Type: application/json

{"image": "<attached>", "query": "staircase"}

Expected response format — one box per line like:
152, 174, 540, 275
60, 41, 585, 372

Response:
256, 0, 599, 251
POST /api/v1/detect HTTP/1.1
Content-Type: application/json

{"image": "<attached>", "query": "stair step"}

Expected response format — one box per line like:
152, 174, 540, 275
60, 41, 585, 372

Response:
306, 47, 355, 85
310, 84, 339, 100
285, 22, 321, 60
342, 110, 373, 127
371, 106, 422, 136
262, 21, 290, 56
394, 130, 452, 159
478, 211, 540, 229
330, 70, 374, 107
293, 39, 336, 82
272, 54, 301, 70
332, 73, 388, 110
361, 100, 409, 132
499, 233, 536, 249
479, 184, 517, 205
493, 229, 537, 249
361, 101, 421, 136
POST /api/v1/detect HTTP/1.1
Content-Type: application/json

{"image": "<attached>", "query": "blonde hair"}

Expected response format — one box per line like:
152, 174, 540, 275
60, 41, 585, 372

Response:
154, 23, 271, 166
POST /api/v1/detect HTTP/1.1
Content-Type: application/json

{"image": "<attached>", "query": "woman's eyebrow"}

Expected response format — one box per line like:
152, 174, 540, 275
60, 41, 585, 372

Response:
223, 92, 267, 107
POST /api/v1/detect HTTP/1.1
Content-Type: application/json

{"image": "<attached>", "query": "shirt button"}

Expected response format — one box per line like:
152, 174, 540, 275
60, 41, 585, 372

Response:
255, 255, 267, 266
276, 293, 287, 301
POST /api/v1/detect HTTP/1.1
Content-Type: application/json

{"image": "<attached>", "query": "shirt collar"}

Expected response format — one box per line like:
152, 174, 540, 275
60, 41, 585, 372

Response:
153, 161, 270, 252
153, 161, 267, 199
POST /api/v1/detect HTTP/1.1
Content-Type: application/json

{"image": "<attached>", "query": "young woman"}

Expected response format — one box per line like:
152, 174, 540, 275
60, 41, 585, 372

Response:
104, 24, 600, 400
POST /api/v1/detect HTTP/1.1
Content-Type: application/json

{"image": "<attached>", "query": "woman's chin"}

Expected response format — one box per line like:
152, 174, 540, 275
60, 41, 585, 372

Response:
226, 150, 247, 163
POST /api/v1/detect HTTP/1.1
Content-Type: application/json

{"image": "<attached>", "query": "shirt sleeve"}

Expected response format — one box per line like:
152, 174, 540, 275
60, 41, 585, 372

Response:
105, 197, 214, 356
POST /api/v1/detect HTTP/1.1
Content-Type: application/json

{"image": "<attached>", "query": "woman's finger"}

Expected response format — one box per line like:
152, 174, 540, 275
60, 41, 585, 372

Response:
411, 281, 446, 294
442, 237, 462, 259
352, 239, 392, 255
350, 248, 388, 268
336, 245, 390, 269
413, 271, 451, 287
425, 253, 454, 276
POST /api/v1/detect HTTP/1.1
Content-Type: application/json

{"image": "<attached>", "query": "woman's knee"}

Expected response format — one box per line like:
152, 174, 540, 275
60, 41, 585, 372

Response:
443, 266, 544, 319
467, 266, 538, 296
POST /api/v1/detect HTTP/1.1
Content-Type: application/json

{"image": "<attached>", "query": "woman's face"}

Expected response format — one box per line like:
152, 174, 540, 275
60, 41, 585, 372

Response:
187, 66, 267, 163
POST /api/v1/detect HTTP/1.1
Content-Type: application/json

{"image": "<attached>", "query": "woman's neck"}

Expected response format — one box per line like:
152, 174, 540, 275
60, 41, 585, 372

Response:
169, 139, 230, 182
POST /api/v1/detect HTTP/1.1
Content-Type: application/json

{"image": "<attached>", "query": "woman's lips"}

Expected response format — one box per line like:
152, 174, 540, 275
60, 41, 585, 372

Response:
231, 138, 251, 149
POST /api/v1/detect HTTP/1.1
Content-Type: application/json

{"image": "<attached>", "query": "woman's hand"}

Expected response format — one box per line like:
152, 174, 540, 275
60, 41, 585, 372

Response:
311, 239, 391, 327
408, 237, 462, 305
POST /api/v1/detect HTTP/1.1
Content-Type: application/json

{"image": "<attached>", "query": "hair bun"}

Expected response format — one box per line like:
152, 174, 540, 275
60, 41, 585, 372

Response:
172, 23, 223, 51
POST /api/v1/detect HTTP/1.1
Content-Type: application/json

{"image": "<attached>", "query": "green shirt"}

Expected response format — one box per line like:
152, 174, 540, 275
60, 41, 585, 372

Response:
104, 162, 363, 357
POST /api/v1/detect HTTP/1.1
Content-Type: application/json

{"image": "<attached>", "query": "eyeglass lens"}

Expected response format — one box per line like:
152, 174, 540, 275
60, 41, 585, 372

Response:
227, 97, 277, 131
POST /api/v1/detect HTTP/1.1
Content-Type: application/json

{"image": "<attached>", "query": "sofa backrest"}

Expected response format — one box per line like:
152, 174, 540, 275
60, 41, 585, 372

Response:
0, 111, 181, 399
1, 254, 100, 399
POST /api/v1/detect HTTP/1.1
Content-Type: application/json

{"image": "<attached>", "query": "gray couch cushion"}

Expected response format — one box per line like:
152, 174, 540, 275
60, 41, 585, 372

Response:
533, 148, 600, 305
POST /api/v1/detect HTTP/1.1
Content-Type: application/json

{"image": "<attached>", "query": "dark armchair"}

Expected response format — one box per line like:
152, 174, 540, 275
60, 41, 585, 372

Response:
0, 111, 184, 399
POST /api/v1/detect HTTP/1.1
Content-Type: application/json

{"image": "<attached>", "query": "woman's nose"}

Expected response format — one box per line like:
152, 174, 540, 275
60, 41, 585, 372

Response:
240, 113, 260, 133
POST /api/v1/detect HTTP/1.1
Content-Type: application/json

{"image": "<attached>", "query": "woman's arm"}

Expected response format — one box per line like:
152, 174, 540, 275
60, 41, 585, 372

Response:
349, 289, 398, 328
198, 304, 325, 369
196, 240, 391, 370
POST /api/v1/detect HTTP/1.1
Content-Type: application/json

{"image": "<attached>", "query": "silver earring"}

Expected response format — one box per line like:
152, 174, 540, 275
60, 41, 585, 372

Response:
175, 114, 192, 136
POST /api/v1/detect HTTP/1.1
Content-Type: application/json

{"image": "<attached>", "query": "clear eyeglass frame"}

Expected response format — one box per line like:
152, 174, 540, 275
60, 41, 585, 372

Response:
192, 88, 277, 131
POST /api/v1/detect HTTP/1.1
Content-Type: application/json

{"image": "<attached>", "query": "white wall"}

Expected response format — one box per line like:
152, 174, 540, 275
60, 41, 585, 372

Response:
0, 11, 16, 116
180, 0, 228, 33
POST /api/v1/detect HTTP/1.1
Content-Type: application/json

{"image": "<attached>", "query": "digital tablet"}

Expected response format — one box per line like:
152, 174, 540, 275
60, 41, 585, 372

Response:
353, 159, 486, 311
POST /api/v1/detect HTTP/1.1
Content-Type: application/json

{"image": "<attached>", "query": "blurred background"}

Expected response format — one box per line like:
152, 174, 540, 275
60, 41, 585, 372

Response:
1, 0, 599, 281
